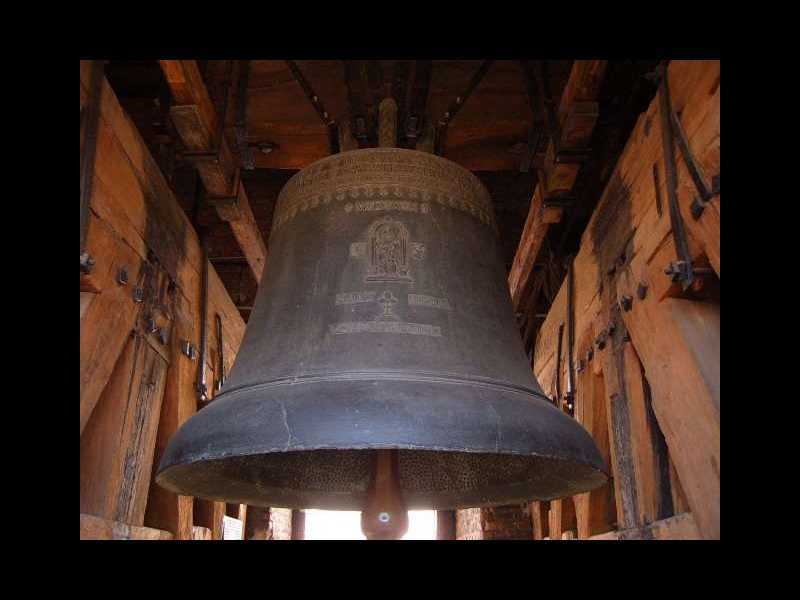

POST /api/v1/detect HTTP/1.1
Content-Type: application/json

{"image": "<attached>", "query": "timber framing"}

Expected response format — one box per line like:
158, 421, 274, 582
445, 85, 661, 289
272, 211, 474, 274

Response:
159, 60, 268, 283
508, 60, 606, 312
79, 61, 254, 539
532, 60, 719, 539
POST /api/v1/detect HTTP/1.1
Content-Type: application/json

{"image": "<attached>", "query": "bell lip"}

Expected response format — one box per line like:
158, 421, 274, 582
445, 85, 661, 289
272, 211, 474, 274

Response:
156, 376, 608, 509
155, 448, 608, 511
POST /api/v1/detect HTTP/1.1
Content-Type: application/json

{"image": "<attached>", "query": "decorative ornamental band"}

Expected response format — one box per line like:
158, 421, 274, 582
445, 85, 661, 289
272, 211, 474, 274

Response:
272, 148, 497, 233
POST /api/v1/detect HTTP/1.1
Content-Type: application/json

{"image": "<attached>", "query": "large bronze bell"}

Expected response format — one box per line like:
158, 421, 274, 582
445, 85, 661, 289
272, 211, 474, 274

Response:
157, 148, 607, 517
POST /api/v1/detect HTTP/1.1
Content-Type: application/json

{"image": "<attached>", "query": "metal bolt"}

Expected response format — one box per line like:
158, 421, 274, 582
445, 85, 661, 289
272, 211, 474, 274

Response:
636, 282, 648, 300
117, 268, 129, 286
620, 295, 633, 312
133, 288, 144, 303
80, 252, 96, 274
690, 197, 705, 220
181, 340, 197, 360
378, 512, 391, 523
145, 316, 158, 334
595, 335, 606, 350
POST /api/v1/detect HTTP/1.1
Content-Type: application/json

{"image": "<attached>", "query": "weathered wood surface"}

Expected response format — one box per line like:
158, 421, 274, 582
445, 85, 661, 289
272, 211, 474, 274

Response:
80, 513, 173, 540
530, 501, 549, 540
159, 60, 267, 282
547, 497, 577, 541
143, 290, 196, 539
508, 60, 607, 311
533, 60, 720, 539
572, 336, 616, 538
588, 511, 700, 540
192, 526, 213, 540
79, 61, 245, 427
80, 62, 248, 536
80, 332, 168, 526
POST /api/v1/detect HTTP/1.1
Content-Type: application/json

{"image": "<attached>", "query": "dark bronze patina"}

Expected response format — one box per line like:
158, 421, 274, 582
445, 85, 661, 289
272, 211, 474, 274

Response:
157, 148, 607, 510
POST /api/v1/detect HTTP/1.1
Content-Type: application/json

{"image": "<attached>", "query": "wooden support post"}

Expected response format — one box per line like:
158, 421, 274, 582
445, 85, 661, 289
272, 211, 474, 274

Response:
572, 341, 617, 538
80, 331, 169, 526
160, 60, 267, 283
530, 501, 550, 540
547, 498, 577, 540
436, 510, 457, 540
617, 251, 720, 538
291, 510, 306, 540
244, 507, 272, 540
143, 291, 197, 539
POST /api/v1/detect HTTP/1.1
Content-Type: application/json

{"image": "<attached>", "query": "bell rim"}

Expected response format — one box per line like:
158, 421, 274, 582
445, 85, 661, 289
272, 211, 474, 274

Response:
156, 376, 608, 510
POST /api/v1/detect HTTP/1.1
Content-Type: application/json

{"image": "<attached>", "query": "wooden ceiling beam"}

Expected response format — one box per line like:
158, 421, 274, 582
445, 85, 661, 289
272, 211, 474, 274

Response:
343, 60, 372, 147
508, 60, 607, 311
159, 60, 267, 283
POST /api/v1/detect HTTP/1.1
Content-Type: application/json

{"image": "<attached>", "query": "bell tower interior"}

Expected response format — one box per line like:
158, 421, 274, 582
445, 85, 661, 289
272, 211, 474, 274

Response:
80, 56, 720, 542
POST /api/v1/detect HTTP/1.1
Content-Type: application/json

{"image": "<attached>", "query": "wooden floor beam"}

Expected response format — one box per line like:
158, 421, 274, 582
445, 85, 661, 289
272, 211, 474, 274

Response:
80, 514, 173, 540
588, 511, 700, 540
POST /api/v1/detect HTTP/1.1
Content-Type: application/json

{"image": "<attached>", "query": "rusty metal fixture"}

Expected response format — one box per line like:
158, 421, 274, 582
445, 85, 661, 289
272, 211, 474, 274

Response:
157, 148, 607, 511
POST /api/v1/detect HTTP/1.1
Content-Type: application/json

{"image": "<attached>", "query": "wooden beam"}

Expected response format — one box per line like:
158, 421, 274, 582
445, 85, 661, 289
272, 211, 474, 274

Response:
80, 63, 249, 537
532, 60, 720, 539
436, 510, 457, 540
160, 60, 267, 282
245, 507, 272, 540
80, 513, 173, 540
615, 244, 720, 539
588, 511, 700, 540
80, 331, 169, 526
572, 333, 617, 538
143, 291, 196, 539
547, 497, 577, 540
508, 60, 607, 311
530, 501, 550, 540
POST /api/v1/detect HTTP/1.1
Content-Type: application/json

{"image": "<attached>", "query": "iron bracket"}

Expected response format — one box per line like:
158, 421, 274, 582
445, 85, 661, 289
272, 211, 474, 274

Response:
656, 63, 695, 290
669, 107, 719, 221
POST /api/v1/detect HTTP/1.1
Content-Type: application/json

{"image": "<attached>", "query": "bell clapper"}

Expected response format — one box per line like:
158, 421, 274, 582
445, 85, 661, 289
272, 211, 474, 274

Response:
361, 449, 409, 540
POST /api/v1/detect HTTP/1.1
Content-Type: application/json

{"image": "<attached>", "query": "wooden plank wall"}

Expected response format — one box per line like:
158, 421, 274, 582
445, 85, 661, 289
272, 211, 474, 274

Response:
79, 61, 250, 540
530, 60, 719, 539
